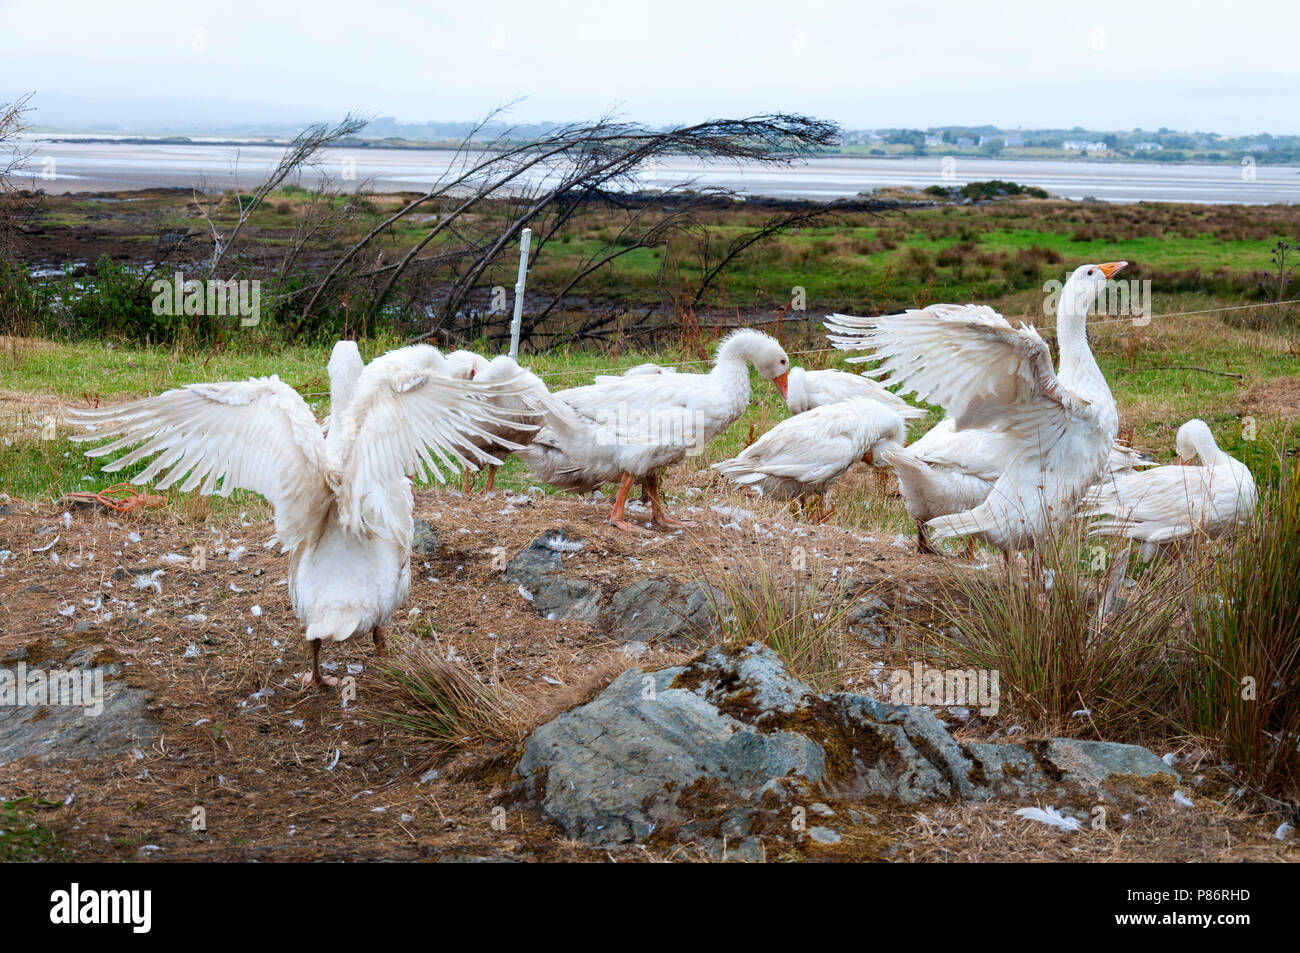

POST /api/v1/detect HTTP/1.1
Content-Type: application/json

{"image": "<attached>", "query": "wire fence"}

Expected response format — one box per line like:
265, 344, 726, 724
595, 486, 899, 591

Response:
529, 297, 1300, 383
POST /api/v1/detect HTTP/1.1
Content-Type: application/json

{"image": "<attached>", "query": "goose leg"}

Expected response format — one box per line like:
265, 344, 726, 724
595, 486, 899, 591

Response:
484, 465, 497, 492
462, 468, 475, 495
916, 520, 940, 555
608, 472, 652, 534
372, 625, 387, 659
645, 472, 695, 529
303, 639, 339, 689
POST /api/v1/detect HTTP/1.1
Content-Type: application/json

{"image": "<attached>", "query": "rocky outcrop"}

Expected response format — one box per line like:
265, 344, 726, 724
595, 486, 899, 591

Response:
512, 642, 1175, 852
0, 646, 159, 764
503, 530, 602, 623
503, 530, 725, 643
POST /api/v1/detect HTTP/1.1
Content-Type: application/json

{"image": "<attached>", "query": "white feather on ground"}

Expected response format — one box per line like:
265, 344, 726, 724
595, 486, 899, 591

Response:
1014, 805, 1082, 831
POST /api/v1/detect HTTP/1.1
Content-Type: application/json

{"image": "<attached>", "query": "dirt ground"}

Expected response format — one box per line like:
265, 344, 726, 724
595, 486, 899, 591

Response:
1, 482, 1295, 863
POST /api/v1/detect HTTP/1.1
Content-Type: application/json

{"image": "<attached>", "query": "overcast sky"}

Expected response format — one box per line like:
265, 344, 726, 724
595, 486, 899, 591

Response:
3, 0, 1297, 135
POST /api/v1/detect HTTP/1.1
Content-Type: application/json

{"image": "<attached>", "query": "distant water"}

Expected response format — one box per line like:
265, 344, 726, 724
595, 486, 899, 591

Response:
15, 137, 1300, 205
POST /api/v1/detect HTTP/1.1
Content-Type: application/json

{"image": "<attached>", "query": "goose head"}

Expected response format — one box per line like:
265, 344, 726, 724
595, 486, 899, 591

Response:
1060, 261, 1127, 319
717, 328, 791, 398
1175, 418, 1217, 466
445, 349, 490, 381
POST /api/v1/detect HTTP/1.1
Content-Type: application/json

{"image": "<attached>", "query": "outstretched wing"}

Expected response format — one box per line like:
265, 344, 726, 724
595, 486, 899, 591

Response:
328, 347, 542, 538
67, 376, 331, 551
826, 304, 1091, 438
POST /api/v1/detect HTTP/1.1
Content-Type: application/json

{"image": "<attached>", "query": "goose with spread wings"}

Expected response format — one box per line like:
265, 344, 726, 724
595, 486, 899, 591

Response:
827, 262, 1127, 557
67, 344, 539, 688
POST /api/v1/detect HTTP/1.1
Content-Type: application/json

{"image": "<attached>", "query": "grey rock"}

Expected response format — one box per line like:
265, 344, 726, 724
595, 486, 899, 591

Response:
605, 577, 725, 644
514, 662, 825, 847
513, 641, 1179, 849
411, 518, 440, 556
808, 826, 841, 845
722, 836, 764, 862
504, 531, 601, 623
433, 853, 520, 863
0, 664, 159, 764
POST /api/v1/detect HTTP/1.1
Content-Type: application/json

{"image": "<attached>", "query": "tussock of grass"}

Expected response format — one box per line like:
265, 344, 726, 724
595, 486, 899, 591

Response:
1182, 456, 1300, 795
914, 529, 1191, 742
695, 541, 854, 690
367, 636, 525, 759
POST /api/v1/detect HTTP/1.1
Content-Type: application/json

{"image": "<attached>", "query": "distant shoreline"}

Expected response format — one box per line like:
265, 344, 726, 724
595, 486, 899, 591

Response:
23, 134, 1300, 171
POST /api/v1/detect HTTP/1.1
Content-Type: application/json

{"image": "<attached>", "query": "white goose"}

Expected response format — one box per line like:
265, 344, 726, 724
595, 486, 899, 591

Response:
443, 349, 578, 494
883, 419, 1156, 554
785, 365, 926, 421
827, 262, 1127, 558
519, 328, 791, 533
1081, 418, 1257, 558
67, 345, 537, 688
713, 397, 906, 521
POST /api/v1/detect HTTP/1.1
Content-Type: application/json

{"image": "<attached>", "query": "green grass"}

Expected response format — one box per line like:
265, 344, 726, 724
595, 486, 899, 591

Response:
0, 797, 63, 861
2, 302, 1296, 516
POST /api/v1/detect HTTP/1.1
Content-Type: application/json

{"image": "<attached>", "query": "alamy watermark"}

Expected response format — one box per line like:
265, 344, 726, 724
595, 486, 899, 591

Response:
887, 662, 999, 716
0, 663, 105, 716
151, 271, 261, 327
1044, 274, 1152, 326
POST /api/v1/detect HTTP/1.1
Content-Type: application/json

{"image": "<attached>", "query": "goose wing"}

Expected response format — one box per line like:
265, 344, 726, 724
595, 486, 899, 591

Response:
328, 348, 541, 538
67, 376, 331, 550
826, 304, 1095, 439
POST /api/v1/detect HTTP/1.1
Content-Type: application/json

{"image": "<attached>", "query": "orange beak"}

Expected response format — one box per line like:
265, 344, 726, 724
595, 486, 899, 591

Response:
773, 371, 789, 399
1097, 261, 1128, 279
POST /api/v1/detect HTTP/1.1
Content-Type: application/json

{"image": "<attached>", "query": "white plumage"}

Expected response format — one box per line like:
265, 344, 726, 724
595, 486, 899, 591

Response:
443, 349, 580, 493
882, 417, 1156, 554
827, 261, 1127, 555
784, 365, 926, 421
519, 328, 791, 532
713, 397, 906, 517
67, 344, 538, 687
1081, 418, 1257, 558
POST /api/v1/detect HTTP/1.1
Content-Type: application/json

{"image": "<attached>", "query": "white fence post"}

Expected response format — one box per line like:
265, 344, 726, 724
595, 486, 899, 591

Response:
509, 228, 531, 358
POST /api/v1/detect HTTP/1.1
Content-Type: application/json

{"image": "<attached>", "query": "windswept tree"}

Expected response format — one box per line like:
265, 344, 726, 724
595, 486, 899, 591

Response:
290, 111, 875, 346
0, 93, 36, 260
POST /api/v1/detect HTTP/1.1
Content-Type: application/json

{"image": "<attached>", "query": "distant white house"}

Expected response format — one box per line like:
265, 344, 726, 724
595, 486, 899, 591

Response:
1133, 142, 1161, 151
924, 135, 943, 147
1063, 140, 1109, 152
1003, 133, 1025, 147
956, 136, 976, 148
